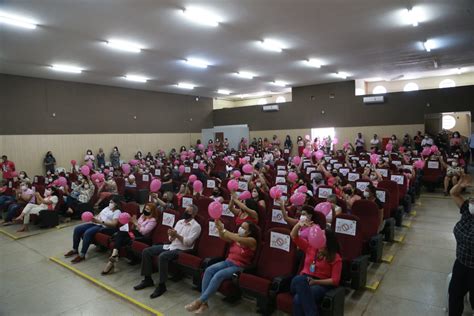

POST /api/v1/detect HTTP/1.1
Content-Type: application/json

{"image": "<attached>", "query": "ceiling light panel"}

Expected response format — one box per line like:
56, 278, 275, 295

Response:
176, 82, 195, 89
259, 39, 285, 52
105, 39, 142, 53
217, 89, 231, 95
235, 71, 255, 79
423, 40, 434, 52
184, 58, 209, 68
335, 72, 350, 79
273, 80, 288, 87
182, 7, 221, 27
305, 58, 323, 68
50, 64, 83, 73
0, 11, 37, 29
124, 74, 148, 82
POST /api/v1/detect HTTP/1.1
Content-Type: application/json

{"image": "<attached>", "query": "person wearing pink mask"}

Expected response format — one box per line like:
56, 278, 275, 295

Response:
14, 187, 59, 232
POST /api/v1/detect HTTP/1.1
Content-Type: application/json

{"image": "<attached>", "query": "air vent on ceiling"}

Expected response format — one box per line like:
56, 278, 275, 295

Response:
363, 95, 385, 104
262, 104, 279, 112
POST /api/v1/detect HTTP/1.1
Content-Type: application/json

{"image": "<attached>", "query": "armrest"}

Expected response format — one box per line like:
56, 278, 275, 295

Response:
321, 287, 345, 316
201, 257, 225, 270
270, 274, 294, 297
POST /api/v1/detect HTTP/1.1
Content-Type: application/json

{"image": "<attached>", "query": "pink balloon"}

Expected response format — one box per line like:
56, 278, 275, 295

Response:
233, 170, 241, 179
206, 151, 213, 158
308, 225, 326, 249
430, 145, 439, 154
118, 212, 131, 225
414, 160, 425, 170
178, 165, 185, 174
297, 185, 308, 194
269, 186, 282, 199
343, 141, 350, 149
180, 153, 187, 161
86, 161, 94, 169
188, 151, 196, 159
197, 144, 205, 151
242, 163, 253, 174
81, 211, 94, 222
80, 165, 90, 176
303, 148, 311, 158
129, 159, 139, 166
188, 174, 197, 183
305, 134, 311, 141
98, 173, 105, 181
104, 169, 110, 175
174, 160, 180, 165
290, 192, 306, 206
150, 179, 162, 192
292, 156, 301, 165
122, 164, 131, 175
239, 157, 248, 165
248, 147, 255, 154
314, 202, 332, 216
57, 176, 67, 187
370, 153, 379, 165
193, 180, 203, 193
227, 179, 239, 191
223, 156, 230, 163
239, 190, 251, 200
421, 147, 432, 157
208, 201, 222, 219
332, 137, 339, 145
399, 146, 405, 153
315, 150, 324, 160
386, 143, 393, 152
287, 171, 298, 183
199, 162, 206, 171
71, 160, 77, 166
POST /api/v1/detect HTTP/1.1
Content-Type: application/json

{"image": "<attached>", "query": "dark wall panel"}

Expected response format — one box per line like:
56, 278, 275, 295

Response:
214, 81, 474, 130
0, 74, 213, 134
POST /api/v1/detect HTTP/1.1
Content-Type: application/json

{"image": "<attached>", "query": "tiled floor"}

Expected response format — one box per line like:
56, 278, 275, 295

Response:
1, 194, 473, 316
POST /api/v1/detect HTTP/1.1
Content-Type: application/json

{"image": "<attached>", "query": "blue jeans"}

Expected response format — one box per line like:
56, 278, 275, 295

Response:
291, 275, 332, 316
73, 223, 117, 256
5, 203, 23, 222
200, 260, 242, 303
0, 195, 15, 207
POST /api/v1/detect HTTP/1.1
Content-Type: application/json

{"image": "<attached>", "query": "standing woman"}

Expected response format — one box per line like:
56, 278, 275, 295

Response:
110, 146, 121, 169
297, 136, 305, 156
448, 174, 474, 316
96, 148, 106, 169
284, 135, 293, 154
44, 151, 56, 174
84, 149, 95, 165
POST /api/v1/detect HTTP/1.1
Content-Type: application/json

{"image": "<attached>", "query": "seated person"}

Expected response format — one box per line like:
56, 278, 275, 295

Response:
326, 194, 342, 229
14, 187, 59, 232
154, 191, 175, 212
64, 196, 122, 263
290, 225, 342, 316
210, 187, 224, 203
102, 203, 158, 274
228, 190, 259, 225
442, 158, 464, 196
363, 185, 385, 233
0, 179, 15, 208
133, 204, 201, 298
184, 219, 258, 314
125, 174, 137, 188
342, 184, 361, 210
94, 177, 118, 208
61, 177, 94, 220
2, 182, 35, 226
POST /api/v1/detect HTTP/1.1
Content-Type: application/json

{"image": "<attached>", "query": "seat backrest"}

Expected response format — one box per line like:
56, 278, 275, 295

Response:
377, 180, 399, 210
334, 213, 364, 261
351, 200, 381, 242
123, 201, 140, 217
375, 187, 391, 219
194, 196, 213, 219
315, 185, 334, 201
196, 219, 228, 259
390, 173, 407, 198
203, 177, 218, 197
266, 203, 292, 232
152, 209, 179, 244
311, 211, 327, 229
257, 227, 297, 280
113, 177, 125, 196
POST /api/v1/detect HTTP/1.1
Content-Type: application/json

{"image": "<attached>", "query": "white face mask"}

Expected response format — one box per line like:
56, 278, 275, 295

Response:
19, 174, 25, 179
363, 191, 370, 198
299, 215, 308, 222
452, 162, 458, 167
469, 203, 474, 215
238, 227, 247, 237
109, 202, 115, 209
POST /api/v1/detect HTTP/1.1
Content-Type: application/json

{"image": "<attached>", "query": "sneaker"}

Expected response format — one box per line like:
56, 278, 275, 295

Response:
71, 255, 85, 264
133, 279, 154, 290
150, 284, 167, 299
64, 250, 78, 258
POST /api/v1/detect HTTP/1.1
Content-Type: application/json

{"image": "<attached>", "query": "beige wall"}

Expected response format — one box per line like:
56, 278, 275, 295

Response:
443, 112, 471, 136
249, 124, 424, 155
214, 93, 292, 109
0, 133, 201, 177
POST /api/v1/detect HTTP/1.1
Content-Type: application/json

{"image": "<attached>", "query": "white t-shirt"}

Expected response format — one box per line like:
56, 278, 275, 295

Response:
97, 207, 121, 226
370, 138, 380, 146
39, 195, 59, 210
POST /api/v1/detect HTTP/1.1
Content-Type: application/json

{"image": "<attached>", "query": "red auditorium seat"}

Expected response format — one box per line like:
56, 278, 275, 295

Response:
351, 200, 384, 262
377, 180, 403, 226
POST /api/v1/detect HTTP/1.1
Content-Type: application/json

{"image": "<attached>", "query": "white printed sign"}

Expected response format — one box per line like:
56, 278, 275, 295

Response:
318, 187, 333, 198
119, 223, 129, 232
356, 181, 370, 191
359, 160, 368, 167
348, 172, 360, 182
333, 163, 342, 170
272, 209, 288, 224
206, 180, 216, 188
162, 212, 176, 227
376, 190, 386, 203
276, 176, 286, 184
324, 156, 331, 162
427, 161, 439, 169
376, 169, 388, 177
277, 170, 287, 176
208, 221, 219, 237
403, 165, 413, 171
142, 174, 149, 182
391, 175, 404, 185
270, 231, 291, 252
243, 175, 252, 181
335, 218, 357, 236
182, 197, 193, 208
238, 181, 248, 191
184, 167, 191, 173
284, 149, 290, 154
303, 162, 310, 169
310, 172, 318, 180
330, 159, 338, 164
277, 185, 288, 194
277, 165, 286, 170
154, 169, 161, 176
273, 195, 287, 206
193, 163, 199, 169
34, 176, 38, 183
351, 157, 360, 161
222, 203, 234, 217
306, 167, 316, 174
383, 157, 389, 162
339, 168, 350, 176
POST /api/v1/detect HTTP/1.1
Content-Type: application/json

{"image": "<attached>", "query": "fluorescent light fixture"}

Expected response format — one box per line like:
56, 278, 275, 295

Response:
305, 59, 323, 68
105, 39, 142, 53
335, 72, 350, 79
273, 80, 288, 87
456, 68, 463, 75
50, 64, 83, 73
405, 8, 419, 27
0, 11, 37, 29
182, 7, 221, 27
403, 82, 419, 92
184, 58, 209, 68
217, 89, 231, 95
423, 40, 433, 52
176, 82, 195, 89
124, 74, 148, 82
235, 71, 255, 79
260, 39, 284, 52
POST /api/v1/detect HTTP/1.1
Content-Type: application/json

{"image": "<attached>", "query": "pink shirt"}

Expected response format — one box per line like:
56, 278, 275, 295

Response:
137, 215, 157, 236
